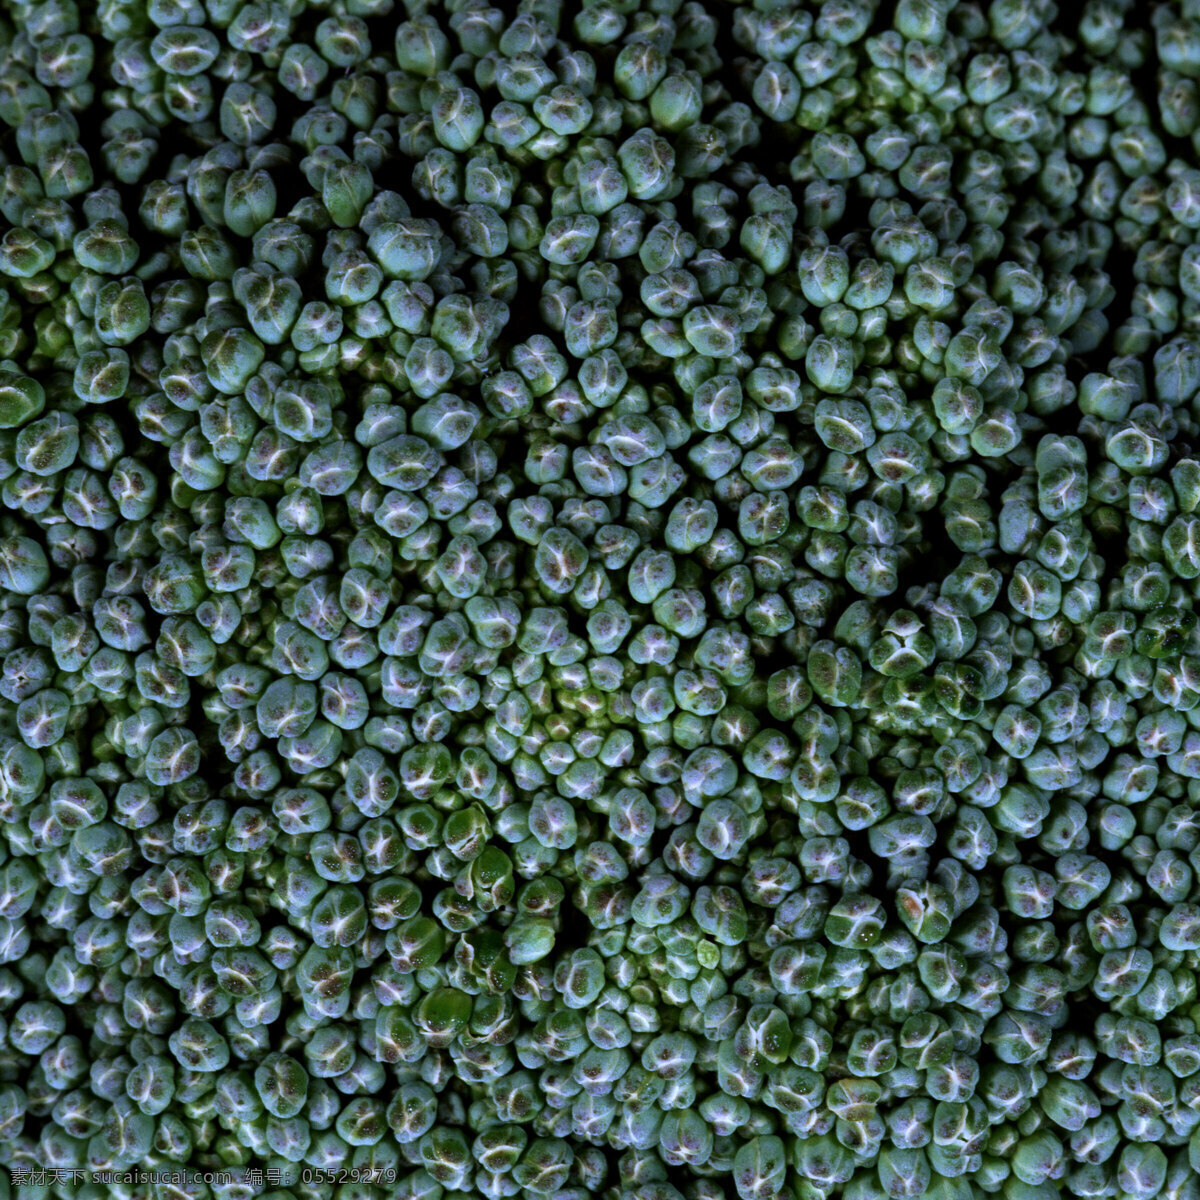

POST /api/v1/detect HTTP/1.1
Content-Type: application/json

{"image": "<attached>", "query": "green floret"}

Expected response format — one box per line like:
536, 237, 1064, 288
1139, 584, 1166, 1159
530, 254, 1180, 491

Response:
1, 0, 1200, 1196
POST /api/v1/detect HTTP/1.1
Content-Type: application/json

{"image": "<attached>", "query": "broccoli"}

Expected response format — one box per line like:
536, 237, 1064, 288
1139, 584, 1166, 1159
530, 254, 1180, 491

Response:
0, 1, 1197, 1199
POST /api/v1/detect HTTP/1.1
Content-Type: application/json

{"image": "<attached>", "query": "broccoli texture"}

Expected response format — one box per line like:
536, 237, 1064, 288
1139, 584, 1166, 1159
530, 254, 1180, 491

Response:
1, 0, 1200, 1199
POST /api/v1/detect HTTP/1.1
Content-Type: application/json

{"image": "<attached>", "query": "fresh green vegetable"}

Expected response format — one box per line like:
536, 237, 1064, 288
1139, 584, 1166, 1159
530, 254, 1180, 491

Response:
1, 0, 1200, 1198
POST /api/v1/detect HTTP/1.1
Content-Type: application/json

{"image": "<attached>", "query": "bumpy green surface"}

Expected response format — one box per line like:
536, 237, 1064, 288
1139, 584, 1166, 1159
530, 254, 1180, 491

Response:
1, 0, 1200, 1199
